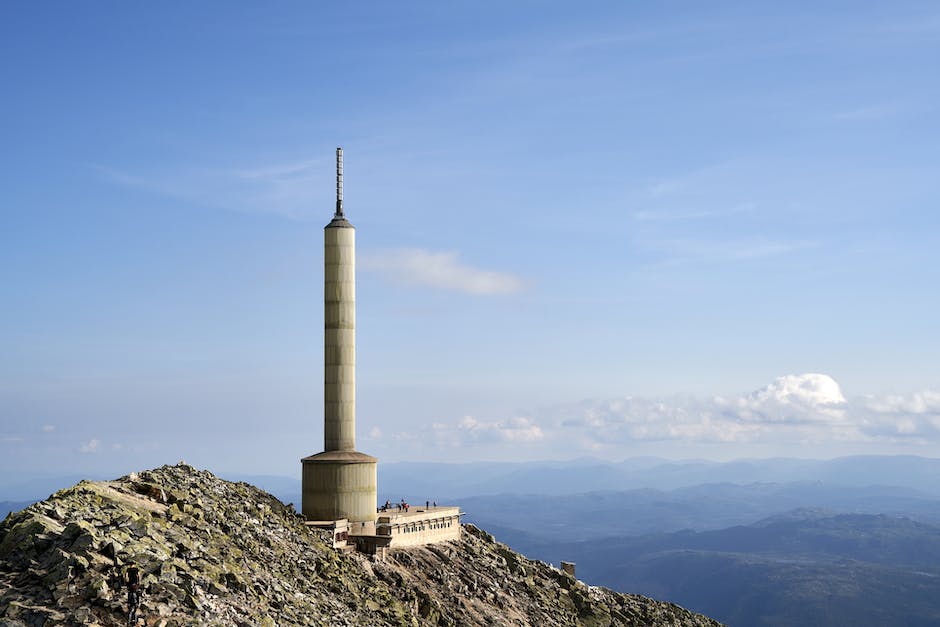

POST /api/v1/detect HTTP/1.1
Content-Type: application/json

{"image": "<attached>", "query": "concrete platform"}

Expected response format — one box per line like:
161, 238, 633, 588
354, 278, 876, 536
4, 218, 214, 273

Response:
373, 506, 462, 549
376, 506, 454, 521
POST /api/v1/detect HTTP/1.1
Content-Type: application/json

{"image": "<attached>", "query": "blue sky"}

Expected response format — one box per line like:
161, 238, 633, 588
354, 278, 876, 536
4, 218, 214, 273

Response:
2, 2, 940, 479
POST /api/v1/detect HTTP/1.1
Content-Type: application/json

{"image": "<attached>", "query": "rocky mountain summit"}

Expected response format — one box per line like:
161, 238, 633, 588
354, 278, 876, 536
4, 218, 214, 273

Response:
0, 463, 723, 626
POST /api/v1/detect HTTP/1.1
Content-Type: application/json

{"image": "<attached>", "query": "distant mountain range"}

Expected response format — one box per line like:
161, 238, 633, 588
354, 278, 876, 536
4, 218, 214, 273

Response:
503, 511, 940, 627
6, 455, 940, 504
373, 455, 940, 501
457, 482, 940, 541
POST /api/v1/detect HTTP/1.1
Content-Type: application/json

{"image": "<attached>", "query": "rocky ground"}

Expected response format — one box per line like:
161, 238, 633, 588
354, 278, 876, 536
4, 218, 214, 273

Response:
0, 463, 723, 626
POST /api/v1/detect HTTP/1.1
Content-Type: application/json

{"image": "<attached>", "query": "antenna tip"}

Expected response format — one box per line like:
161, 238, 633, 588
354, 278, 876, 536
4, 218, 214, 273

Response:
335, 147, 345, 217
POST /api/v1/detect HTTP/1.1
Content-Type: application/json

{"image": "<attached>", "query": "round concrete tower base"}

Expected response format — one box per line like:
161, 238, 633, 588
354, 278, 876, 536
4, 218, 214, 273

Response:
301, 450, 377, 532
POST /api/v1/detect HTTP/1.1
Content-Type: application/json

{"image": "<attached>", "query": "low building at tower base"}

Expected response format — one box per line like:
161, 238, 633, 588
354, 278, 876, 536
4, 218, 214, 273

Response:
349, 506, 463, 557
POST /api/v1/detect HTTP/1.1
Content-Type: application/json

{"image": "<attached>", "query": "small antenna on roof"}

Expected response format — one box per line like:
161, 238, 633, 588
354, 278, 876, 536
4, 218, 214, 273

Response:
335, 147, 344, 217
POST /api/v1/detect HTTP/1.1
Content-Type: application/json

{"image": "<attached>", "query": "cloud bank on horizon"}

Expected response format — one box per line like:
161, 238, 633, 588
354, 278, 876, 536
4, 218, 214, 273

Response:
403, 374, 940, 460
3, 373, 940, 479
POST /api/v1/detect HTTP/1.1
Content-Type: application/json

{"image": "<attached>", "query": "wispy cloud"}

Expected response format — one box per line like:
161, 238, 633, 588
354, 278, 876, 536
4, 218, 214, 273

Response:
631, 161, 824, 267
882, 14, 940, 35
832, 104, 903, 121
634, 202, 755, 222
79, 438, 101, 454
234, 159, 323, 180
361, 248, 526, 295
643, 164, 729, 199
92, 157, 332, 221
647, 178, 688, 198
91, 165, 153, 189
643, 237, 817, 264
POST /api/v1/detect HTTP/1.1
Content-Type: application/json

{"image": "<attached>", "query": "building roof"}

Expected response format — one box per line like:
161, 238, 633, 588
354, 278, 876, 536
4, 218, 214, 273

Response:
325, 216, 354, 228
301, 450, 378, 464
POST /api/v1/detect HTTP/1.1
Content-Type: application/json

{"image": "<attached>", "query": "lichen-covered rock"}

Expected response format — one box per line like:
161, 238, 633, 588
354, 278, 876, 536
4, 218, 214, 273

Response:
0, 464, 723, 626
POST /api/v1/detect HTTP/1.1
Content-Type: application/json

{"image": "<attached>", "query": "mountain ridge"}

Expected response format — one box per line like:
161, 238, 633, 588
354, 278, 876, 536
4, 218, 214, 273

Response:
0, 463, 722, 627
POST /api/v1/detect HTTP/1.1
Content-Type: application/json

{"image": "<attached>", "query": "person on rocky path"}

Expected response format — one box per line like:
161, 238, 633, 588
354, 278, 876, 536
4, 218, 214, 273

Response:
124, 562, 141, 625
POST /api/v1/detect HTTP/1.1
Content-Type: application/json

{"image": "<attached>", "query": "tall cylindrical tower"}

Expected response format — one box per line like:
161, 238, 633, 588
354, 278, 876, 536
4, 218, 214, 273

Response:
323, 149, 356, 451
302, 147, 377, 531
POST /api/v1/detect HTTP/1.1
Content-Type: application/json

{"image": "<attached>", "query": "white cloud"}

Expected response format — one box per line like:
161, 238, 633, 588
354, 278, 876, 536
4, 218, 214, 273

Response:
855, 390, 940, 438
717, 373, 848, 424
432, 415, 545, 448
378, 376, 940, 460
748, 373, 847, 407
544, 374, 940, 451
361, 249, 525, 295
860, 390, 940, 415
551, 396, 767, 444
42, 424, 55, 433
368, 426, 382, 439
79, 438, 101, 454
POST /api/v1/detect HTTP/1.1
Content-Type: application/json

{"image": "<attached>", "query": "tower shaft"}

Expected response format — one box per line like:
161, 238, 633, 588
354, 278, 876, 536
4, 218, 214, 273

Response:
324, 220, 355, 451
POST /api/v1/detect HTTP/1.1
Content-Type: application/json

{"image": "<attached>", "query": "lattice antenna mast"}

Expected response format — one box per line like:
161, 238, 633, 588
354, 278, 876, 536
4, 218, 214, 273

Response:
335, 147, 344, 217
